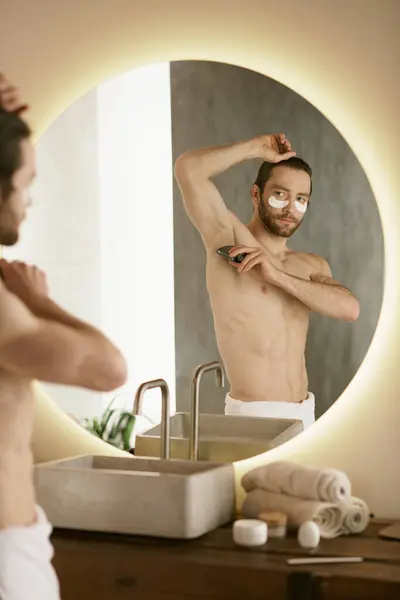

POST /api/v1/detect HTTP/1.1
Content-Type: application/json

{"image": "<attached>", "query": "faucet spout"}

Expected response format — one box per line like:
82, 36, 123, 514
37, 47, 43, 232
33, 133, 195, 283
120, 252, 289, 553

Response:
189, 361, 225, 461
133, 378, 170, 459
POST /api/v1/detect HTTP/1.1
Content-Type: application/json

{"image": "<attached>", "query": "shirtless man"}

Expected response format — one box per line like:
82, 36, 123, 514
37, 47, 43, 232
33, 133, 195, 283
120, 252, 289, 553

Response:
0, 75, 127, 599
175, 134, 360, 429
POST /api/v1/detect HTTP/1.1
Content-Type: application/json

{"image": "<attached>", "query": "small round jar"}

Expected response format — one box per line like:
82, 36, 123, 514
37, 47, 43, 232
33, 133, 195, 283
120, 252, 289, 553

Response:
233, 519, 268, 547
258, 512, 288, 538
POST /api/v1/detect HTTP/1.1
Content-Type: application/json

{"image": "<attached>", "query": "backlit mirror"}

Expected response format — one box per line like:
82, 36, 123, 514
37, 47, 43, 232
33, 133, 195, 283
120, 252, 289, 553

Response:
4, 60, 383, 452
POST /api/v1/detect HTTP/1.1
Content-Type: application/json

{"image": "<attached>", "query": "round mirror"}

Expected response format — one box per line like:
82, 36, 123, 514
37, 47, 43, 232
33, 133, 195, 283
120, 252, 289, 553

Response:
4, 60, 383, 451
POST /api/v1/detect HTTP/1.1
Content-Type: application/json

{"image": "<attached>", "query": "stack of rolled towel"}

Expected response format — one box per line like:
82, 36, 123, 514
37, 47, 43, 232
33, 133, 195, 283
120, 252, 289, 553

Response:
241, 461, 370, 539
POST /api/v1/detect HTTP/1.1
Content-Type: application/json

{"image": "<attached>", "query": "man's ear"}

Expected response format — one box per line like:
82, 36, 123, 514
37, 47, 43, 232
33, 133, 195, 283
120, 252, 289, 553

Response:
251, 184, 261, 211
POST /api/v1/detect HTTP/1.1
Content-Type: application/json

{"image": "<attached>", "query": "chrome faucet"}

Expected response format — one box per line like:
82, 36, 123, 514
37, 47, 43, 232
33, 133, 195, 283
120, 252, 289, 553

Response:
133, 379, 170, 459
189, 361, 225, 461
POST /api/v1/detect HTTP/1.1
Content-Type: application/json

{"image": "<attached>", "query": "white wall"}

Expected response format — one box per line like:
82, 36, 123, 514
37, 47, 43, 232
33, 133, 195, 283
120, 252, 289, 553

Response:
5, 65, 176, 426
97, 64, 176, 427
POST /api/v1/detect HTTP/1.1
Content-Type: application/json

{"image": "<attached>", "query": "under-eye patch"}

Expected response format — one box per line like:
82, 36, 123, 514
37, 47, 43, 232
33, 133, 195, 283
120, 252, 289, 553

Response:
268, 195, 289, 208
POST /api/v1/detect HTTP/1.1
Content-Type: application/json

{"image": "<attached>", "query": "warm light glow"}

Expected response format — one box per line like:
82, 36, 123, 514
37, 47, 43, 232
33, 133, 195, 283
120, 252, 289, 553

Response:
4, 0, 396, 517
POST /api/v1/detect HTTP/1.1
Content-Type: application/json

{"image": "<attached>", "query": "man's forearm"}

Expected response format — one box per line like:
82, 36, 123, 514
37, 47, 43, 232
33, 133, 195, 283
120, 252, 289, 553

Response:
175, 137, 262, 180
29, 296, 128, 389
273, 271, 360, 322
30, 296, 126, 362
30, 296, 100, 333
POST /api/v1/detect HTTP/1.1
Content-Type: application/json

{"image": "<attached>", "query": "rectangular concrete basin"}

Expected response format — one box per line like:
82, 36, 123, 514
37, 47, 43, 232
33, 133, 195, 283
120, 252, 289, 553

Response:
34, 455, 235, 539
134, 412, 303, 462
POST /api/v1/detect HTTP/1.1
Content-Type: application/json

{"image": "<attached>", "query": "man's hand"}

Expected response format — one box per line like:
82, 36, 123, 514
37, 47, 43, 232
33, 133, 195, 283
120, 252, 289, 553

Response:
254, 133, 296, 163
0, 73, 29, 114
0, 259, 49, 309
228, 245, 282, 283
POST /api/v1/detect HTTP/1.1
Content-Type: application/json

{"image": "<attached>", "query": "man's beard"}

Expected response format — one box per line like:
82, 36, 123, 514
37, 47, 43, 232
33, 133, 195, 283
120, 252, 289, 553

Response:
0, 224, 19, 246
258, 201, 301, 238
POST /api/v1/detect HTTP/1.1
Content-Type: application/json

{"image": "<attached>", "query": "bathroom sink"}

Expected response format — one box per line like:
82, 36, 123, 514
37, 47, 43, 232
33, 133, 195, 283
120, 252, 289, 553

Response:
34, 455, 235, 539
134, 412, 303, 462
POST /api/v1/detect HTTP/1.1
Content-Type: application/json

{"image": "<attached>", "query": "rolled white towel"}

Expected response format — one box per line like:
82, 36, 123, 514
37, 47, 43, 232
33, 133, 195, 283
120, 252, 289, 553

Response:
241, 461, 351, 503
341, 496, 370, 534
242, 489, 346, 539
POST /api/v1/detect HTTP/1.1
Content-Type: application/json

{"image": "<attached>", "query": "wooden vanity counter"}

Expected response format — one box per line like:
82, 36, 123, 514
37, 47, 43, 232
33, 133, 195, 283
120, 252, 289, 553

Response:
52, 520, 400, 599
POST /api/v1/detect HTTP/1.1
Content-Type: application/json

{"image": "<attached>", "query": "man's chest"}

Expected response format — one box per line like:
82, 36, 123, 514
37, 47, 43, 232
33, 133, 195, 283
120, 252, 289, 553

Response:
207, 259, 309, 325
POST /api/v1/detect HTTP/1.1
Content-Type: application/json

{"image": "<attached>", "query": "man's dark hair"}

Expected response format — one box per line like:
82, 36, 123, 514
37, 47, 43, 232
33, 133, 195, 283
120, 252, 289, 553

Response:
254, 156, 313, 196
0, 108, 31, 201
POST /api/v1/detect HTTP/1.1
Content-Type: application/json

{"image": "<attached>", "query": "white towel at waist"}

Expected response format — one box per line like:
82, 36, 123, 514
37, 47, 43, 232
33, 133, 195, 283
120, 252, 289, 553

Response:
225, 392, 315, 430
241, 461, 351, 503
242, 489, 346, 539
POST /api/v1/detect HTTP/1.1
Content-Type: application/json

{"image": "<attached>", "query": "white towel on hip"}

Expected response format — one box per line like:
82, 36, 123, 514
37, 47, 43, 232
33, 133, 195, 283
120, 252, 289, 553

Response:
242, 488, 346, 539
225, 392, 315, 430
241, 461, 351, 503
0, 505, 60, 600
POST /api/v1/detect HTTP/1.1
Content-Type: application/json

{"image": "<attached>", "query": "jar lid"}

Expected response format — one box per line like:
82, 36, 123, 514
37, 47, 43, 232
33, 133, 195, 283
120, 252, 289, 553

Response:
233, 519, 268, 547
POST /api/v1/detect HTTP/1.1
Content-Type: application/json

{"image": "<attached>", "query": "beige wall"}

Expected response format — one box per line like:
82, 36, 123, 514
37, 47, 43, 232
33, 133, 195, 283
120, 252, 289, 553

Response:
1, 0, 399, 517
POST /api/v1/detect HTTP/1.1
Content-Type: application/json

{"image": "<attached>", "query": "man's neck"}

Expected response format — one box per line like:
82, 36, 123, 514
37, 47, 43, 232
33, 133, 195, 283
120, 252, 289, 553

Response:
247, 219, 289, 257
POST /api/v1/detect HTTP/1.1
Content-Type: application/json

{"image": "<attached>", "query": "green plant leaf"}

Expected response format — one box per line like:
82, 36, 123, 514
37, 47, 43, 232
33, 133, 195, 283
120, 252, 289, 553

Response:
99, 398, 116, 434
108, 422, 119, 442
82, 401, 136, 451
122, 414, 136, 451
91, 417, 102, 436
115, 412, 130, 430
100, 408, 117, 437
